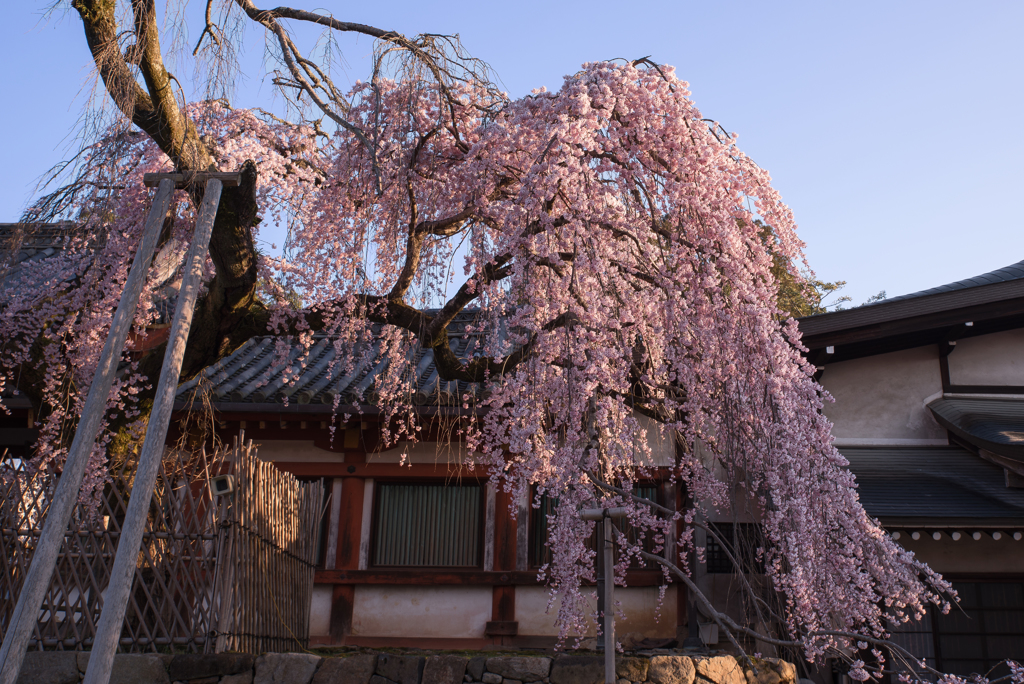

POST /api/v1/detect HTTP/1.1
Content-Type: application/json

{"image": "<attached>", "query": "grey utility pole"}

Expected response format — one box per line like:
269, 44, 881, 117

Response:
581, 507, 627, 684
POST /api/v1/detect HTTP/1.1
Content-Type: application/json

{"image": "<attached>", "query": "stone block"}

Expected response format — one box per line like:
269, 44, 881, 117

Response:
486, 659, 551, 682
549, 656, 604, 684
773, 662, 797, 684
187, 677, 219, 684
647, 656, 694, 684
467, 659, 487, 683
314, 655, 379, 684
481, 674, 502, 684
744, 670, 780, 684
223, 674, 254, 684
168, 654, 255, 682
693, 657, 744, 684
76, 654, 170, 684
615, 658, 648, 683
743, 660, 797, 684
371, 677, 397, 684
376, 655, 424, 684
254, 653, 321, 684
503, 679, 522, 684
422, 656, 468, 684
18, 652, 79, 684
616, 679, 630, 684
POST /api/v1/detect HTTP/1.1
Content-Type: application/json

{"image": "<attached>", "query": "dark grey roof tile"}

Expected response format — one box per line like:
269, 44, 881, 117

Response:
842, 446, 1024, 522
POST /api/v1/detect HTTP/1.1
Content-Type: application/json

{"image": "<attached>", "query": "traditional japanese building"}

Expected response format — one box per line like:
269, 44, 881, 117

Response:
167, 312, 685, 650
799, 262, 1024, 675
2, 220, 1023, 666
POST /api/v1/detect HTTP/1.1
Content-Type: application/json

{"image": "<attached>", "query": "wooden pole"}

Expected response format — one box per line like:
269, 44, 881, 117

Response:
0, 179, 175, 684
82, 179, 223, 684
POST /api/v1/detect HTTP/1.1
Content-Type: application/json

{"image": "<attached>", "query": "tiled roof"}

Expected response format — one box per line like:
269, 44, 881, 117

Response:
842, 446, 1024, 524
1, 222, 183, 323
175, 311, 502, 407
873, 259, 1024, 305
0, 222, 79, 286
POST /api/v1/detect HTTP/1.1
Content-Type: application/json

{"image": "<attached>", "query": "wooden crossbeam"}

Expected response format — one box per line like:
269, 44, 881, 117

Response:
143, 172, 242, 188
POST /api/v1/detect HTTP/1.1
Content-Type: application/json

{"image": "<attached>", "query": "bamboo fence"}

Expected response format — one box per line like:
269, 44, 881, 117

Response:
0, 434, 323, 654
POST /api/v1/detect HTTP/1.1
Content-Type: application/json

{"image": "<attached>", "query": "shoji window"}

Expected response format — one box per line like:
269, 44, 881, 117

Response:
372, 483, 482, 567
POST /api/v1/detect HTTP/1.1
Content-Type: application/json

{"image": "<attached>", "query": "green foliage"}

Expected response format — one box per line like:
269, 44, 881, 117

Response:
772, 256, 851, 319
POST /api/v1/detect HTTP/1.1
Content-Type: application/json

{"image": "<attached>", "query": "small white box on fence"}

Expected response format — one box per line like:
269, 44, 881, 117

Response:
210, 474, 235, 496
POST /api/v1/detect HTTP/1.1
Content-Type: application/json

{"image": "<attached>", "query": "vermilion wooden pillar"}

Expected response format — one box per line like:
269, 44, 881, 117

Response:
486, 489, 518, 638
330, 476, 366, 641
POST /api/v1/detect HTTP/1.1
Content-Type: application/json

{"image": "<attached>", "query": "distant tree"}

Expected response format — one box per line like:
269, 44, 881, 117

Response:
2, 2, 997, 678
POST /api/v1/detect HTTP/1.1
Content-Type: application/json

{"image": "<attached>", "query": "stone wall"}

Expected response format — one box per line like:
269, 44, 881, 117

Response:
17, 651, 797, 684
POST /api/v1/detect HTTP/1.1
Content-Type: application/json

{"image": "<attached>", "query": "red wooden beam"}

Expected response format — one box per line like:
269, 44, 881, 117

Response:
313, 569, 670, 586
275, 462, 490, 479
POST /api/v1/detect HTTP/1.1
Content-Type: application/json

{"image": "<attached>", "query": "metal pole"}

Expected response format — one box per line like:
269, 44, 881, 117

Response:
0, 179, 175, 684
83, 179, 222, 684
602, 515, 615, 684
581, 507, 625, 684
595, 515, 605, 652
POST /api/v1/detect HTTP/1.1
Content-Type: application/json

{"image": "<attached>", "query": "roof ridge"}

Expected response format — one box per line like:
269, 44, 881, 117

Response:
865, 258, 1024, 307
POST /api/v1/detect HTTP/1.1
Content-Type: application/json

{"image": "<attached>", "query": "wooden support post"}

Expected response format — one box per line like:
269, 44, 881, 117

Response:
329, 476, 365, 642
324, 479, 344, 570
82, 179, 224, 684
0, 179, 175, 684
486, 489, 520, 638
483, 483, 496, 572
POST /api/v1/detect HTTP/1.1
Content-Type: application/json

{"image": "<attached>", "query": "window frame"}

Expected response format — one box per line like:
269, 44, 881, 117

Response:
369, 478, 486, 569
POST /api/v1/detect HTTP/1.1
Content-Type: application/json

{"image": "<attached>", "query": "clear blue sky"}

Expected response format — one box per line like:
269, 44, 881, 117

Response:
3, 1, 1022, 306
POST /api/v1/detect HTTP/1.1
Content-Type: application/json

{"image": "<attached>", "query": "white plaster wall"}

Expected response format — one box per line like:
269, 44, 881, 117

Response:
820, 346, 946, 444
309, 584, 333, 636
516, 585, 676, 638
253, 440, 342, 462
897, 536, 1024, 574
948, 329, 1024, 386
638, 413, 675, 467
350, 585, 491, 638
369, 440, 477, 466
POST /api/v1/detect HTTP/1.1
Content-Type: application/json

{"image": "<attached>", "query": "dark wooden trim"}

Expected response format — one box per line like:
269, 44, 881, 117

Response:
939, 343, 952, 393
484, 620, 518, 636
0, 428, 38, 447
329, 584, 355, 641
799, 280, 1024, 339
946, 385, 1024, 395
803, 304, 1024, 354
313, 569, 670, 586
939, 573, 1024, 582
494, 489, 517, 572
309, 635, 533, 649
879, 518, 1024, 528
172, 402, 481, 418
492, 586, 515, 621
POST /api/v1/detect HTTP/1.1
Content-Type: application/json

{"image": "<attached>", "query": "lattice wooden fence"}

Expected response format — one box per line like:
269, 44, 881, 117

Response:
0, 435, 323, 654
